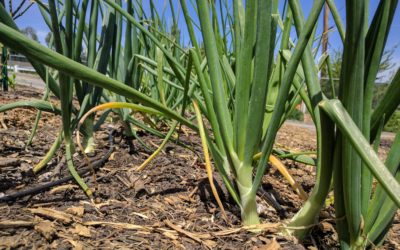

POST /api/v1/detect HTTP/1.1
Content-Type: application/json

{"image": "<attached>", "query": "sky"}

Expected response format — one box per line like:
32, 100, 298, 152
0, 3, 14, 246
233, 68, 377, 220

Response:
8, 0, 400, 79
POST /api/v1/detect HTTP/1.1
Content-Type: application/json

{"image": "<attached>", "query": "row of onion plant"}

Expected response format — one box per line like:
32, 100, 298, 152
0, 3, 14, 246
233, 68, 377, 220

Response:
182, 0, 400, 249
0, 0, 197, 199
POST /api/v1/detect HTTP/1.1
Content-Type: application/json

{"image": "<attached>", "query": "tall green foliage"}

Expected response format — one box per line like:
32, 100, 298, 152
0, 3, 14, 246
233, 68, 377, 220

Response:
0, 1, 399, 248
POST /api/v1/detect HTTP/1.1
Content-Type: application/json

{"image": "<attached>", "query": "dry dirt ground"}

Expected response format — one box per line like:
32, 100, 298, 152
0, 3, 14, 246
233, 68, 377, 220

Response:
0, 86, 398, 249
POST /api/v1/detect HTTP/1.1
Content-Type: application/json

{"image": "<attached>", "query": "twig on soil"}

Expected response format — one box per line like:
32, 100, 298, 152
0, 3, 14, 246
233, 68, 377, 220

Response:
0, 129, 115, 202
116, 174, 132, 188
0, 117, 7, 129
163, 220, 281, 248
257, 187, 287, 218
0, 220, 37, 228
83, 221, 149, 231
188, 186, 199, 198
164, 220, 216, 249
148, 140, 164, 153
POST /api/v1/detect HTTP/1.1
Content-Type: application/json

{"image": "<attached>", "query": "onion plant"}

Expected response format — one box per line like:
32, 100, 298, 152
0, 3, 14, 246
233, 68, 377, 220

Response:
285, 0, 400, 248
185, 1, 399, 247
179, 0, 327, 225
324, 1, 400, 247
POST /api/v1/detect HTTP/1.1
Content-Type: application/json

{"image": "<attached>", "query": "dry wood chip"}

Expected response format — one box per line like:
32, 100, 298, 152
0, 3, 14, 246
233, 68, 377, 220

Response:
116, 174, 132, 188
108, 152, 116, 160
49, 184, 78, 194
0, 117, 8, 130
57, 232, 85, 249
129, 211, 149, 219
34, 220, 56, 241
164, 220, 216, 249
176, 153, 192, 160
132, 178, 147, 193
31, 202, 59, 208
185, 207, 196, 214
148, 140, 162, 152
255, 238, 281, 250
27, 207, 74, 224
49, 240, 59, 249
126, 235, 149, 243
258, 236, 270, 243
171, 239, 185, 249
0, 236, 22, 248
267, 238, 281, 250
81, 199, 128, 209
321, 221, 335, 232
65, 239, 84, 250
162, 231, 179, 240
65, 206, 85, 217
178, 194, 195, 203
9, 153, 19, 158
72, 224, 91, 238
83, 221, 149, 231
163, 196, 181, 206
0, 220, 36, 228
0, 157, 19, 167
136, 230, 151, 235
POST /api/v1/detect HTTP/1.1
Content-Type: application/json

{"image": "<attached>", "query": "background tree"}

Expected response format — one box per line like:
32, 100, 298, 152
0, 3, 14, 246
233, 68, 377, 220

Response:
320, 47, 399, 133
321, 47, 399, 102
0, 0, 7, 91
45, 32, 51, 47
1, 0, 35, 91
21, 26, 39, 43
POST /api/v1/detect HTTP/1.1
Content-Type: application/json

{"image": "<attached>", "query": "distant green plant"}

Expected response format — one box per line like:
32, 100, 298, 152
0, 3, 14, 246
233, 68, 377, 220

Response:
1, 44, 8, 91
0, 0, 34, 92
322, 79, 395, 107
384, 111, 400, 133
287, 109, 304, 122
7, 72, 15, 90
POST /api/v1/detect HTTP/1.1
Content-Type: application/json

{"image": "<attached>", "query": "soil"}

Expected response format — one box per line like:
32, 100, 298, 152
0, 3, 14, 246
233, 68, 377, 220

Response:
0, 85, 398, 249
